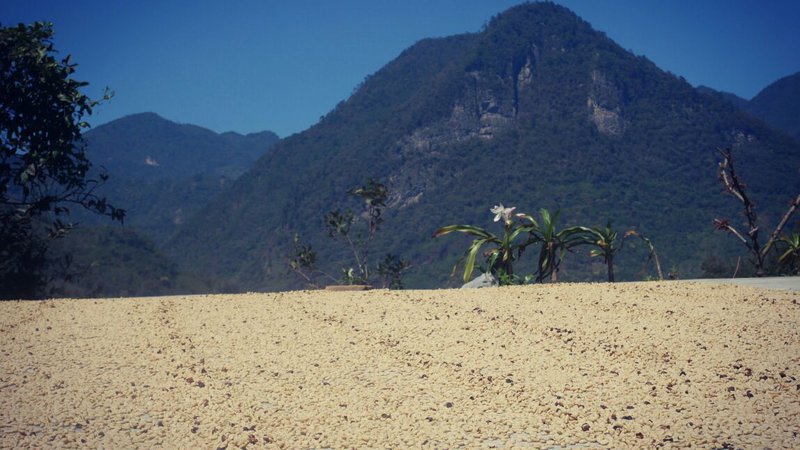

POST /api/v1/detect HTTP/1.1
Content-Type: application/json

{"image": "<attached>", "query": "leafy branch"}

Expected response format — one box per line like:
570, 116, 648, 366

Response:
289, 178, 408, 288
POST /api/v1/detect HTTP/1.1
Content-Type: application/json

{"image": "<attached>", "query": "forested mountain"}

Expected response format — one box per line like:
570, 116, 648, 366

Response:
699, 72, 800, 140
695, 86, 750, 111
44, 113, 279, 297
165, 3, 800, 291
86, 112, 279, 180
747, 72, 800, 139
78, 113, 279, 243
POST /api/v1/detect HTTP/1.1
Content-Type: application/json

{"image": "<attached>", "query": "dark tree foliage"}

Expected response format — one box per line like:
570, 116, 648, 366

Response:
0, 213, 47, 298
348, 178, 389, 236
324, 178, 392, 285
290, 179, 408, 289
1, 22, 124, 299
377, 253, 410, 289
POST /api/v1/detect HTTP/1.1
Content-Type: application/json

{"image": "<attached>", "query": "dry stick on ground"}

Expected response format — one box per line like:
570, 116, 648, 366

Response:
714, 147, 800, 277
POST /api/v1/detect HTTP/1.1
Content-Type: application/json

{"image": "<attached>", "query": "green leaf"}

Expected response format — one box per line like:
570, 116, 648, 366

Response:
433, 224, 496, 240
778, 247, 795, 263
463, 238, 489, 282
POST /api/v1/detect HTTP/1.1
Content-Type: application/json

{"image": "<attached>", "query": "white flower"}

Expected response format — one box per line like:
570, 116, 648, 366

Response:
490, 204, 516, 224
490, 204, 504, 221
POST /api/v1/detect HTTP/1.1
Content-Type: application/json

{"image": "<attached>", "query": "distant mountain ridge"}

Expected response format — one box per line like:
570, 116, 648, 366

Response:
44, 113, 279, 298
77, 112, 280, 243
747, 72, 800, 139
86, 112, 279, 180
695, 86, 750, 111
698, 71, 800, 140
163, 2, 800, 291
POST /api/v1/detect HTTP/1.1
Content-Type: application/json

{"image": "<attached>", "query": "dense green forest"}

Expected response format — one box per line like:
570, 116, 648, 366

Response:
163, 3, 800, 292
746, 72, 800, 140
41, 114, 279, 297
46, 226, 210, 298
700, 72, 800, 140
74, 113, 279, 243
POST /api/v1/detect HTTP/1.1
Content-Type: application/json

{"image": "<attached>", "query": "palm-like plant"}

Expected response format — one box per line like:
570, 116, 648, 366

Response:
433, 204, 538, 283
576, 222, 621, 282
777, 232, 800, 274
516, 209, 587, 282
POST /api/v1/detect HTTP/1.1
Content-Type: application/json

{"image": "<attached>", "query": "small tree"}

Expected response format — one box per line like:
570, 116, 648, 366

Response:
289, 178, 408, 288
377, 253, 411, 289
576, 222, 621, 282
1, 22, 124, 298
323, 178, 390, 285
714, 147, 800, 277
288, 233, 319, 287
288, 233, 339, 288
518, 209, 586, 283
434, 205, 595, 285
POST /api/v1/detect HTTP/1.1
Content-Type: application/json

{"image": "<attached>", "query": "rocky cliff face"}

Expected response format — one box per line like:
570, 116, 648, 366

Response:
384, 41, 547, 209
587, 70, 626, 136
386, 63, 524, 209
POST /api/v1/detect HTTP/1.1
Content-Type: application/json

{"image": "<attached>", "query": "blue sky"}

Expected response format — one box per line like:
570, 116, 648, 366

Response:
4, 1, 799, 137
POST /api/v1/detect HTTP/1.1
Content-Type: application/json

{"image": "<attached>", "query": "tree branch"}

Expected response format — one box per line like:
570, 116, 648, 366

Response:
761, 193, 800, 257
714, 219, 750, 246
715, 147, 800, 276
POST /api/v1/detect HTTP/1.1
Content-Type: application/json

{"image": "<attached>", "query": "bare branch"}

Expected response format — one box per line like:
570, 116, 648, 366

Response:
715, 147, 800, 276
714, 220, 749, 246
762, 193, 800, 257
718, 149, 745, 203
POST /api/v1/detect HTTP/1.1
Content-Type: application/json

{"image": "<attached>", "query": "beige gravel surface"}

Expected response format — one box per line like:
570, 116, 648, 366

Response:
1, 282, 799, 449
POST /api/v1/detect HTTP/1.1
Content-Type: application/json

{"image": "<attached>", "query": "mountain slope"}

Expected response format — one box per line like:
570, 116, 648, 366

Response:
45, 113, 279, 298
47, 226, 210, 298
86, 112, 279, 180
80, 113, 279, 243
166, 3, 800, 291
695, 86, 750, 110
747, 72, 800, 140
697, 73, 800, 140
